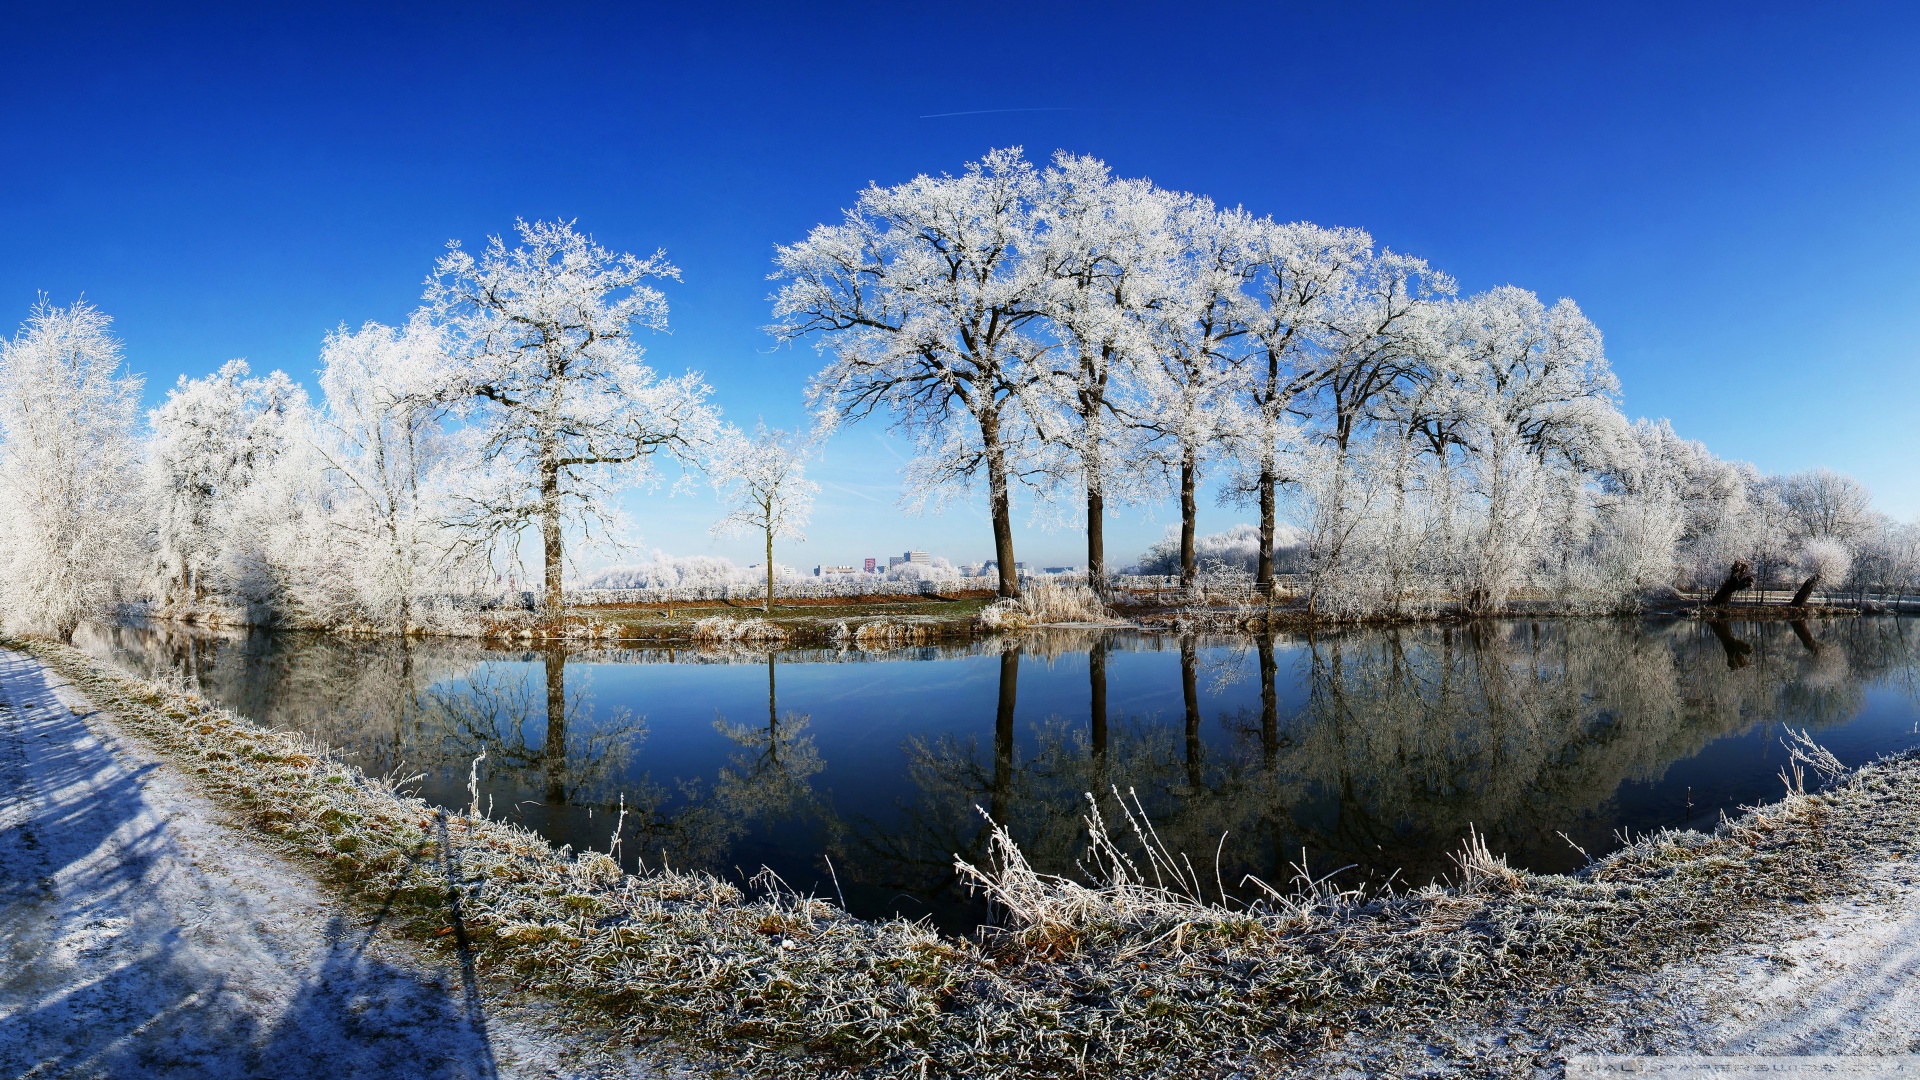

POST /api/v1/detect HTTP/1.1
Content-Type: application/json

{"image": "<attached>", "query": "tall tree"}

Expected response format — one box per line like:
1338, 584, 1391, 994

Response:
147, 358, 311, 612
1031, 153, 1177, 595
0, 299, 145, 639
427, 219, 717, 612
1225, 218, 1370, 593
1136, 199, 1248, 590
707, 422, 819, 613
1433, 287, 1622, 613
771, 148, 1049, 599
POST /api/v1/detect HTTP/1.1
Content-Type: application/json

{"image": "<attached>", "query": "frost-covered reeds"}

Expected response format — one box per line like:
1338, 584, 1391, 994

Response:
977, 582, 1117, 630
22, 637, 1920, 1080
689, 615, 789, 645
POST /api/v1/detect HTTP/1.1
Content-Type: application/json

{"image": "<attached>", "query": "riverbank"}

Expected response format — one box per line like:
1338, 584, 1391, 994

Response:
9, 635, 1920, 1077
136, 587, 1907, 647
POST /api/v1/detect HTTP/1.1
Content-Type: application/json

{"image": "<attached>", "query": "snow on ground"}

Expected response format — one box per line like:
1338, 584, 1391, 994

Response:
0, 648, 674, 1080
1688, 857, 1920, 1058
1568, 855, 1920, 1077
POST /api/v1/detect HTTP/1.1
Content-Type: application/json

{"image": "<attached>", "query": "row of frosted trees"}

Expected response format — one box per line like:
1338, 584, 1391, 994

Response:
769, 148, 1918, 615
3, 148, 1917, 638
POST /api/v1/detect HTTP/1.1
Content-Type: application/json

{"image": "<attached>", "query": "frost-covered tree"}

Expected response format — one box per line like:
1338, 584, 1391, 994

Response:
1135, 198, 1249, 590
707, 422, 819, 613
1029, 153, 1179, 593
1778, 468, 1872, 544
1431, 287, 1624, 613
1792, 538, 1853, 606
426, 219, 717, 612
1290, 247, 1451, 611
1133, 523, 1307, 577
1222, 218, 1370, 593
771, 148, 1049, 599
147, 358, 316, 616
315, 315, 463, 628
0, 299, 145, 638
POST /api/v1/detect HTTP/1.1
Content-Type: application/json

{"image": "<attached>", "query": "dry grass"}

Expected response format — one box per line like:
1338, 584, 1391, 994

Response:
688, 615, 790, 645
976, 583, 1117, 631
833, 618, 943, 648
14, 636, 1920, 1078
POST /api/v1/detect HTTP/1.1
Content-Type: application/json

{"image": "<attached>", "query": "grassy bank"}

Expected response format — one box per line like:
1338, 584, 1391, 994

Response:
532, 594, 998, 647
13, 636, 1920, 1078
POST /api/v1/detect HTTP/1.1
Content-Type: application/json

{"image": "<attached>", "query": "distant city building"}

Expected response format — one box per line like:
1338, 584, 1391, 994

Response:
907, 550, 929, 564
814, 564, 856, 576
863, 557, 877, 573
1042, 566, 1075, 575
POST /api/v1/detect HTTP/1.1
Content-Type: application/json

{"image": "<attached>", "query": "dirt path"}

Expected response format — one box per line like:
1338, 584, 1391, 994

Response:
0, 647, 662, 1080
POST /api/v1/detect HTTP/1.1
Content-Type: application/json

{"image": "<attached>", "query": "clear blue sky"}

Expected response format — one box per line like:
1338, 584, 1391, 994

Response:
6, 2, 1917, 571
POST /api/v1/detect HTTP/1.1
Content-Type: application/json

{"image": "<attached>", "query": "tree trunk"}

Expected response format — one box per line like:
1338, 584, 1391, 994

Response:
1791, 573, 1820, 607
1707, 620, 1753, 670
1086, 481, 1105, 598
1709, 561, 1755, 607
1258, 633, 1278, 772
766, 653, 778, 763
764, 526, 774, 614
1789, 619, 1820, 653
1256, 458, 1276, 596
540, 461, 564, 615
1089, 635, 1108, 787
982, 413, 1020, 599
1179, 449, 1198, 591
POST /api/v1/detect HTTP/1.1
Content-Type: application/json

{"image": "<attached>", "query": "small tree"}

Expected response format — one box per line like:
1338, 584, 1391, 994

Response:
315, 315, 459, 629
1791, 539, 1852, 607
0, 298, 145, 639
147, 358, 312, 612
427, 219, 717, 612
708, 423, 818, 613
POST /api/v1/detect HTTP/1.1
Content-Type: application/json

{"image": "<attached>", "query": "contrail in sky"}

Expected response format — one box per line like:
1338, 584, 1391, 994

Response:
918, 107, 1088, 119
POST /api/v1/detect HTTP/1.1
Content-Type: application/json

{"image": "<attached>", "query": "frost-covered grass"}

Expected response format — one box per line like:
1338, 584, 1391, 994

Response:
688, 615, 789, 645
977, 582, 1117, 630
15, 636, 1920, 1079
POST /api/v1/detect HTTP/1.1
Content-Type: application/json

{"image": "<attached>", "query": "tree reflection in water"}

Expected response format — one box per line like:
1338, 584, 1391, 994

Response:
418, 649, 650, 834
72, 616, 1920, 929
869, 619, 1920, 923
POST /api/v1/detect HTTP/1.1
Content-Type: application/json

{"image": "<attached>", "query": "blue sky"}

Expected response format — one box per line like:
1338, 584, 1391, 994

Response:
5, 2, 1917, 572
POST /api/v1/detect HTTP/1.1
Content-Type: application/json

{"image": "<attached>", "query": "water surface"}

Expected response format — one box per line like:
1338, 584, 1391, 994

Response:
76, 618, 1920, 933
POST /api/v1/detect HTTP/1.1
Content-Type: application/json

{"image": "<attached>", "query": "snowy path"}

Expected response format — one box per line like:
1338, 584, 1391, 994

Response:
0, 648, 659, 1080
1692, 857, 1920, 1059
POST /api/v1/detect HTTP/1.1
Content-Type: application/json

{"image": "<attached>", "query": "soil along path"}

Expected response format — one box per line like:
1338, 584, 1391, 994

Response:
0, 648, 623, 1080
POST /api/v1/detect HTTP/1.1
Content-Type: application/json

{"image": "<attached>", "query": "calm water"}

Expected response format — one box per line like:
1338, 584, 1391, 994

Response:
76, 618, 1920, 933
